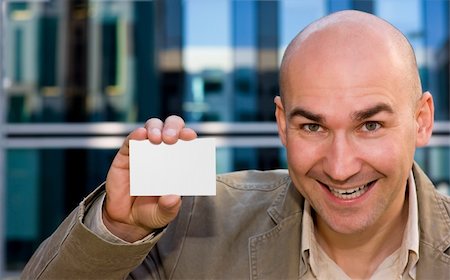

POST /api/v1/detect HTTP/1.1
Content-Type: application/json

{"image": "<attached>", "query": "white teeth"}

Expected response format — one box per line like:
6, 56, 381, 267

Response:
328, 183, 371, 200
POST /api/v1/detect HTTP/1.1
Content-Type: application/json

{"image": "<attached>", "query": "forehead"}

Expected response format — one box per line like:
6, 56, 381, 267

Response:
280, 18, 418, 108
282, 34, 411, 110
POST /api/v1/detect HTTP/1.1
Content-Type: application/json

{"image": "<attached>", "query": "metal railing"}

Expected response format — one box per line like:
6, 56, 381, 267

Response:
2, 121, 450, 149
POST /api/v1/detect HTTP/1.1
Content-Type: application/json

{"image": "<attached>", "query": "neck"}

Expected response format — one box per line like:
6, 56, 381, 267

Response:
314, 195, 409, 279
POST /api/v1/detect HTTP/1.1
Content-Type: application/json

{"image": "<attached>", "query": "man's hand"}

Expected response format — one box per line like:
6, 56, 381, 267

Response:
103, 116, 197, 242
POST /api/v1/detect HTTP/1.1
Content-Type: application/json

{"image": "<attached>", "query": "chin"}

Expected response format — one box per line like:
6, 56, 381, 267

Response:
321, 214, 375, 235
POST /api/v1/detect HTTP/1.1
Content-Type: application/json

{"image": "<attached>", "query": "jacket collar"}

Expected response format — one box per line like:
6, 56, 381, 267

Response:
248, 179, 306, 279
267, 179, 305, 225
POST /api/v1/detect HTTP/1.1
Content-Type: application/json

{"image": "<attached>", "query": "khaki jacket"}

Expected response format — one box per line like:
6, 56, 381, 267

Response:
22, 163, 450, 279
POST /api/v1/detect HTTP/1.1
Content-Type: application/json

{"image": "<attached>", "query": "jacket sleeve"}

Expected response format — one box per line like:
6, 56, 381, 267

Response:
20, 186, 165, 280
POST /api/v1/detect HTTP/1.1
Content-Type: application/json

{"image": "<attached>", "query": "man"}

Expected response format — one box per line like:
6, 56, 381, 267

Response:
22, 10, 449, 279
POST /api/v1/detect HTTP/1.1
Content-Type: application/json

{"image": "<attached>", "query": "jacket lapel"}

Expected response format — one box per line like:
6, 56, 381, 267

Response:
248, 182, 306, 280
413, 163, 450, 278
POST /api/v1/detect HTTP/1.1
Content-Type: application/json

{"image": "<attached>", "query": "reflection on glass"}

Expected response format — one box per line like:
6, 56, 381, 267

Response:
422, 0, 450, 120
88, 1, 137, 122
4, 1, 161, 123
182, 0, 232, 122
5, 2, 61, 123
5, 148, 116, 270
279, 0, 326, 57
217, 147, 287, 174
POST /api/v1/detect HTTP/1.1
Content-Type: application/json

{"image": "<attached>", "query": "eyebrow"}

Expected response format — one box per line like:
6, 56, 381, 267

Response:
351, 103, 395, 121
288, 107, 325, 123
288, 102, 395, 123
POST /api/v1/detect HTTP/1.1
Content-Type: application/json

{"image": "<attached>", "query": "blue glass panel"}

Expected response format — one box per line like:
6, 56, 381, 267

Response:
183, 0, 231, 47
279, 0, 326, 49
328, 0, 352, 13
415, 146, 450, 195
6, 150, 39, 240
423, 0, 450, 120
233, 0, 256, 48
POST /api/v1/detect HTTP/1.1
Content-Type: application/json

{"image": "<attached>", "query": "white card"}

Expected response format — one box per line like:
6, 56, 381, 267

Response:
129, 138, 216, 196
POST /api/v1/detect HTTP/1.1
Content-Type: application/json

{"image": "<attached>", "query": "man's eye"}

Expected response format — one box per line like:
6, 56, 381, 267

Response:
362, 121, 381, 132
302, 124, 322, 132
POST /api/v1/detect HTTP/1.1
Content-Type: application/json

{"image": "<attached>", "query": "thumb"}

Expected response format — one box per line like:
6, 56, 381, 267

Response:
158, 195, 182, 218
144, 195, 182, 229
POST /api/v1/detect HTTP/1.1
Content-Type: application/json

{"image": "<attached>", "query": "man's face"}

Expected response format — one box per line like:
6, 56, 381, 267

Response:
276, 31, 422, 235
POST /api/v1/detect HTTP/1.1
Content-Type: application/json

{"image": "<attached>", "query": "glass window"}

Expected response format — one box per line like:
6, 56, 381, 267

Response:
182, 0, 232, 122
279, 0, 326, 54
415, 146, 450, 195
422, 0, 450, 121
5, 148, 116, 270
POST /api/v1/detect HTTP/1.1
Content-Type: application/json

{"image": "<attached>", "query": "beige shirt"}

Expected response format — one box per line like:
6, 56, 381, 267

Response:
85, 172, 420, 277
301, 171, 419, 279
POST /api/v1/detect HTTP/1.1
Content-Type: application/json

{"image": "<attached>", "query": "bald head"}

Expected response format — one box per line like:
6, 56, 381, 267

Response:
279, 10, 422, 107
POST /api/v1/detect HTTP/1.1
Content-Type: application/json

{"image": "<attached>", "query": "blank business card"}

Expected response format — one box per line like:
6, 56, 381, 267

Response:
129, 138, 216, 196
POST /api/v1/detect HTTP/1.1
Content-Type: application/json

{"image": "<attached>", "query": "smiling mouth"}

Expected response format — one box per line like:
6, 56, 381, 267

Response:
323, 180, 377, 200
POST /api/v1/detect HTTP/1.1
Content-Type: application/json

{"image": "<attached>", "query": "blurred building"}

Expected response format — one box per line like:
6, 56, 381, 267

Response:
0, 0, 449, 275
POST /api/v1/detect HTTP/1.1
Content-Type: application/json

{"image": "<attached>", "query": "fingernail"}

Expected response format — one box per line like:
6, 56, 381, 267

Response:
164, 128, 177, 137
151, 128, 161, 136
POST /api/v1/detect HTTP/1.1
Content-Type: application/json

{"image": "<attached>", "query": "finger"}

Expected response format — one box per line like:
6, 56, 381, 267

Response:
106, 127, 147, 204
162, 115, 186, 144
114, 127, 148, 168
144, 118, 164, 144
179, 127, 197, 141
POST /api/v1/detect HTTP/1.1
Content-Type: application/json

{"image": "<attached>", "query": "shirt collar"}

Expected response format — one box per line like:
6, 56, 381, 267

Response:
403, 170, 420, 276
301, 197, 314, 270
301, 170, 420, 277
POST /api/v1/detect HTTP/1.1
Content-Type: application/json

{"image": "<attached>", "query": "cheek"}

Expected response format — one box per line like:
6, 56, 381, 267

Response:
358, 133, 415, 173
285, 136, 322, 174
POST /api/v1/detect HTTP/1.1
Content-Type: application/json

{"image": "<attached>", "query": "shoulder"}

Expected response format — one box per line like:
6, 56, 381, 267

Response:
434, 189, 450, 215
182, 170, 293, 220
199, 170, 295, 220
216, 169, 290, 192
414, 162, 450, 211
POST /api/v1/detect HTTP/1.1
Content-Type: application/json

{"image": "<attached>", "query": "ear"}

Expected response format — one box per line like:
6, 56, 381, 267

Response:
274, 96, 287, 147
415, 91, 434, 147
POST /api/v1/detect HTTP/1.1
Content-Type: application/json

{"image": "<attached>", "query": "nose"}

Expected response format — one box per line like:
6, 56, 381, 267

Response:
323, 132, 362, 183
